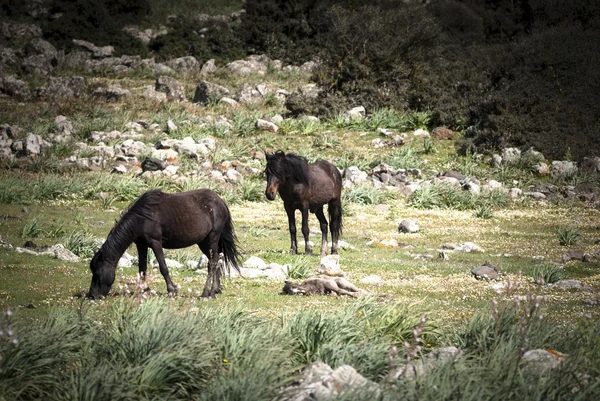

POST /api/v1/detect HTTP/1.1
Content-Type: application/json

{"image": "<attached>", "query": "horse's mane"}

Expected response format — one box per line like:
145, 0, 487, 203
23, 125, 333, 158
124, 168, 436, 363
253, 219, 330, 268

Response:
267, 151, 310, 185
101, 189, 163, 261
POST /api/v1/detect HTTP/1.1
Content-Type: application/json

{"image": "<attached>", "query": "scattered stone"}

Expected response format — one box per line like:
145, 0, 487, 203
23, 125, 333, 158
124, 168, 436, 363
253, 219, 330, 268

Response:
398, 219, 419, 233
520, 349, 565, 376
472, 263, 500, 280
118, 252, 137, 268
43, 76, 86, 98
562, 250, 591, 263
141, 157, 168, 172
318, 255, 344, 277
142, 85, 167, 102
155, 76, 185, 102
72, 39, 114, 58
412, 128, 430, 138
193, 80, 230, 104
501, 147, 521, 164
432, 127, 454, 140
227, 54, 270, 75
15, 244, 80, 262
550, 279, 593, 292
393, 347, 462, 382
165, 56, 200, 75
256, 118, 279, 133
0, 76, 31, 98
551, 160, 578, 178
200, 59, 217, 76
243, 256, 267, 270
378, 238, 399, 248
91, 86, 131, 102
457, 242, 484, 253
345, 106, 366, 122
360, 275, 383, 285
277, 362, 379, 401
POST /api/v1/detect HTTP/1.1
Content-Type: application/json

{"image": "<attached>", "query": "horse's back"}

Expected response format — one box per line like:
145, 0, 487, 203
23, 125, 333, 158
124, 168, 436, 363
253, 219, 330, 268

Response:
155, 189, 230, 247
308, 160, 342, 204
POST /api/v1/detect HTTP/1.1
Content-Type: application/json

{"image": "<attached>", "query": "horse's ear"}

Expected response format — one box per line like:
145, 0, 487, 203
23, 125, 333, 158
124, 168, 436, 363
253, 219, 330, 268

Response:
275, 150, 286, 159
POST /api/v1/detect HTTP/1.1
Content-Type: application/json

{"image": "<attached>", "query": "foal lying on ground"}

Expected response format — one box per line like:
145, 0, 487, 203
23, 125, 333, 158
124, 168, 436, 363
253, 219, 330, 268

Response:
281, 276, 365, 297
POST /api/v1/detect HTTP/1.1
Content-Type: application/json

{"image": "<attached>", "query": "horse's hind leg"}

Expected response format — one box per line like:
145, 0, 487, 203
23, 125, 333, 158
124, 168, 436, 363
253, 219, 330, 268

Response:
150, 240, 177, 295
199, 234, 221, 298
300, 204, 311, 254
329, 199, 342, 255
315, 206, 329, 257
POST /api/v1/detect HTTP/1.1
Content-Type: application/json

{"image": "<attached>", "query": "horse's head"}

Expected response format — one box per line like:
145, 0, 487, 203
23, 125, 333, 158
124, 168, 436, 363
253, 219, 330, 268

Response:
281, 280, 307, 295
265, 151, 286, 201
88, 249, 116, 299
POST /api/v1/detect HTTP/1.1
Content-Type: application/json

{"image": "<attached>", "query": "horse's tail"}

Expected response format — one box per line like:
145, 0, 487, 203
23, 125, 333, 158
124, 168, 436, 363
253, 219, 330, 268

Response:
219, 207, 242, 276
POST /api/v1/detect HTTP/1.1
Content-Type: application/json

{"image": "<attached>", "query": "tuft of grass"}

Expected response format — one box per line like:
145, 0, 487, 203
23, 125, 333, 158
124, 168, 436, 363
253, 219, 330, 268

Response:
386, 147, 422, 170
555, 227, 580, 246
239, 179, 265, 202
285, 256, 313, 280
21, 216, 43, 238
473, 204, 494, 219
532, 264, 565, 285
63, 231, 98, 258
343, 185, 382, 205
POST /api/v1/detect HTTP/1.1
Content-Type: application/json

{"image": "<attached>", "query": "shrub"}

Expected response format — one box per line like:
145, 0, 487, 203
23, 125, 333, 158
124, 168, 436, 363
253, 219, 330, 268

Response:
386, 147, 422, 170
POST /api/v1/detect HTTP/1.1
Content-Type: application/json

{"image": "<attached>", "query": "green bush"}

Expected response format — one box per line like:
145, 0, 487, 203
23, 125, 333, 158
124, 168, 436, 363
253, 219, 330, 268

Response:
43, 0, 149, 56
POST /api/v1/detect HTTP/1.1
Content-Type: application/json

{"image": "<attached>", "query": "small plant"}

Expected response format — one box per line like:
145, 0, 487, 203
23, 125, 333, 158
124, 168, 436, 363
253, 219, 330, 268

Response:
386, 147, 422, 170
342, 185, 382, 205
285, 256, 313, 280
99, 193, 117, 210
422, 137, 435, 154
45, 225, 66, 239
21, 217, 43, 238
239, 179, 265, 202
473, 204, 494, 219
555, 227, 580, 246
532, 264, 565, 285
407, 110, 432, 130
64, 231, 98, 258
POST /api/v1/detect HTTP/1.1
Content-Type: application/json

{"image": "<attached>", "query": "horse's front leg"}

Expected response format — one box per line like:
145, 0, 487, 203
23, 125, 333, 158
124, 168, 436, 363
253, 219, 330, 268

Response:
301, 204, 311, 255
150, 240, 177, 295
315, 207, 328, 257
135, 243, 148, 281
285, 204, 298, 254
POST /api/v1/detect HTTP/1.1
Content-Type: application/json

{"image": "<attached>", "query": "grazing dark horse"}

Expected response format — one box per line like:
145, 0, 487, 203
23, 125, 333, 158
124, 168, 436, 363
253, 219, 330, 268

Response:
265, 151, 342, 256
88, 189, 241, 299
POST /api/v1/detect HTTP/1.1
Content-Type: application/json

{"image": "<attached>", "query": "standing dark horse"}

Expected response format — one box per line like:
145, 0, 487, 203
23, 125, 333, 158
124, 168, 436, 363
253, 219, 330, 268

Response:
265, 151, 342, 256
88, 189, 241, 299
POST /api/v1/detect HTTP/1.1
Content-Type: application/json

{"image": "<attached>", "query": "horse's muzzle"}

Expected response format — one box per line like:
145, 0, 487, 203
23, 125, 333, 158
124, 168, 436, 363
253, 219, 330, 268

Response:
265, 191, 277, 201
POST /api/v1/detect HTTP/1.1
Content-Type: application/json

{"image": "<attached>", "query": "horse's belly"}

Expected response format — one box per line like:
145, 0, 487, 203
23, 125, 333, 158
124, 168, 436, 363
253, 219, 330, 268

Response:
161, 238, 200, 249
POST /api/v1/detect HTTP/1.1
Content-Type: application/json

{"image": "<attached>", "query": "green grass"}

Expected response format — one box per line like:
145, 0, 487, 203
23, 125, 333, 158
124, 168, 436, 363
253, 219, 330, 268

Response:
555, 227, 581, 246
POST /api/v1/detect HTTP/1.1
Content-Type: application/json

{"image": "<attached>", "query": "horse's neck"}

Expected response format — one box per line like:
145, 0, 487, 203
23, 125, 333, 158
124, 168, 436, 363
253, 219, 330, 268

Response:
103, 218, 138, 264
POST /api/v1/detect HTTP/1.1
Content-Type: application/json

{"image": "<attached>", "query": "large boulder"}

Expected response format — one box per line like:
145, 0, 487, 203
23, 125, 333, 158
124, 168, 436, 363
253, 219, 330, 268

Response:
0, 76, 30, 98
42, 76, 86, 98
166, 56, 200, 75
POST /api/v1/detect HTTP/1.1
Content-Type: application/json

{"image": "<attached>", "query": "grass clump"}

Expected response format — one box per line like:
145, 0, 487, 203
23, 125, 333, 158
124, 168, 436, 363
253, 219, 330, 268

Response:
21, 217, 43, 238
343, 185, 382, 205
63, 231, 98, 258
532, 264, 565, 285
285, 256, 313, 280
555, 227, 580, 246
